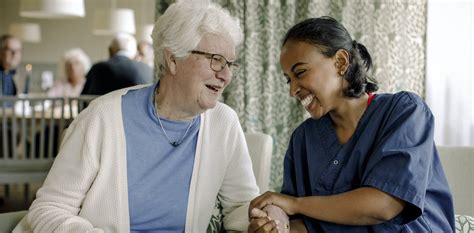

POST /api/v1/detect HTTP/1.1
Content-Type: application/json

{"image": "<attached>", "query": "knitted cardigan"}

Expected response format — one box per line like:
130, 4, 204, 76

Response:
14, 86, 259, 233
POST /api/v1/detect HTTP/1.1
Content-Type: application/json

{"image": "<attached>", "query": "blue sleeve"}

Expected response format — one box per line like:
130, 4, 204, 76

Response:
281, 135, 297, 197
362, 93, 435, 224
281, 133, 304, 222
280, 131, 317, 232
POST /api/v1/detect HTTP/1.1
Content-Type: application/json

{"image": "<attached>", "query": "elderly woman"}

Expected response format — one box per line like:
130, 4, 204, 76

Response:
248, 17, 454, 233
47, 48, 91, 97
14, 1, 258, 232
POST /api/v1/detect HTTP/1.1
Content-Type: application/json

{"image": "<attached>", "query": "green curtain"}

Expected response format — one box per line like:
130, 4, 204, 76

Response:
155, 0, 427, 191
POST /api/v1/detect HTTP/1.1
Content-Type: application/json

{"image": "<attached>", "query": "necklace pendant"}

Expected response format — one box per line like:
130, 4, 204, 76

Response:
171, 141, 180, 147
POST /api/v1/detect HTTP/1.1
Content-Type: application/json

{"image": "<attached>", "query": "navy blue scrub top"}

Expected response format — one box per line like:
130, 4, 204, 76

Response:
281, 91, 455, 232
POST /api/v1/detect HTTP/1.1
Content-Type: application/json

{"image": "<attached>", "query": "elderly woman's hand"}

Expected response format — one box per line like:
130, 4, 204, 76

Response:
249, 191, 298, 216
248, 208, 278, 233
263, 205, 290, 233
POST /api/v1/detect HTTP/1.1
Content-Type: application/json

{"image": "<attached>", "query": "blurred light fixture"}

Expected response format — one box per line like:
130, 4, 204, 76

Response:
19, 0, 85, 18
8, 23, 41, 43
136, 24, 153, 44
93, 8, 136, 36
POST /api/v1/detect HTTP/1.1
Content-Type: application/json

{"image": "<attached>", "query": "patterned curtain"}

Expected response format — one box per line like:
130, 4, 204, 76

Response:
155, 0, 427, 191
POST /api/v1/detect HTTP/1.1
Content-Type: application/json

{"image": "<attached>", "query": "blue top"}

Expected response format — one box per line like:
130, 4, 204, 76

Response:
0, 68, 17, 96
122, 83, 200, 232
281, 92, 455, 232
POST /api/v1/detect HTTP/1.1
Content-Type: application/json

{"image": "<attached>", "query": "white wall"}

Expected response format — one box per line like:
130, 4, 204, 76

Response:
0, 0, 155, 64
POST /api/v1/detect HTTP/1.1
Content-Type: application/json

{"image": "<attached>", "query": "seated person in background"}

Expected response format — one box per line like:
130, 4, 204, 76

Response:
248, 16, 455, 233
135, 40, 154, 69
47, 48, 91, 97
0, 34, 26, 96
14, 1, 259, 232
0, 35, 24, 158
81, 33, 153, 95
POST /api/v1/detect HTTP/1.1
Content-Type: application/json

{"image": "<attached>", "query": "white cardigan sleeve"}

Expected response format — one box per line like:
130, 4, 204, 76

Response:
26, 121, 102, 232
219, 112, 260, 231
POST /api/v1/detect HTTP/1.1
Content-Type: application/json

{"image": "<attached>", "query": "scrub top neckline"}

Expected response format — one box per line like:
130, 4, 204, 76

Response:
327, 92, 378, 147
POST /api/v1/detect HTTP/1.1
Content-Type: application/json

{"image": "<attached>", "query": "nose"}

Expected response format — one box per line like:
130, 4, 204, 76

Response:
289, 81, 301, 98
215, 64, 232, 84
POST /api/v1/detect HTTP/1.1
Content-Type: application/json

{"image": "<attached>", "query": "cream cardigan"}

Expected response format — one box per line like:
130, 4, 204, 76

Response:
14, 86, 259, 233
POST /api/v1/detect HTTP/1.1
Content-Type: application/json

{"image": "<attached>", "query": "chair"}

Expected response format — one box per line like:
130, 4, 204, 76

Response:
0, 210, 27, 232
0, 96, 96, 201
437, 146, 474, 216
245, 132, 273, 193
438, 146, 474, 232
207, 132, 273, 233
0, 96, 68, 202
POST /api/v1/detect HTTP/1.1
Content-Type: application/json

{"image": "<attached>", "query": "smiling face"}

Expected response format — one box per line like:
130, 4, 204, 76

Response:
280, 40, 346, 119
172, 33, 236, 113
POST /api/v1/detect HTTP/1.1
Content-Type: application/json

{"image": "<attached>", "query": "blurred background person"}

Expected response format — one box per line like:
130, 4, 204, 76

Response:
47, 48, 91, 97
81, 33, 153, 95
135, 40, 154, 69
0, 34, 26, 96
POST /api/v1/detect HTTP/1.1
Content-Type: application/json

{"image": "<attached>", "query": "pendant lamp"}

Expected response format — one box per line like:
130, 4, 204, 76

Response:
9, 23, 42, 43
93, 8, 136, 36
19, 0, 85, 18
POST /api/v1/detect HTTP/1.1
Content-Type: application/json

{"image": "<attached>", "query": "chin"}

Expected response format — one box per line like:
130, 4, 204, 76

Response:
309, 110, 325, 120
200, 100, 218, 111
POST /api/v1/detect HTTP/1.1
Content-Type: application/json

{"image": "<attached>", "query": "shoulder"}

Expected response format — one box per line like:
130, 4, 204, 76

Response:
376, 91, 425, 107
368, 92, 430, 123
134, 60, 151, 69
372, 91, 434, 133
91, 60, 109, 68
205, 102, 239, 122
88, 61, 111, 73
73, 85, 150, 125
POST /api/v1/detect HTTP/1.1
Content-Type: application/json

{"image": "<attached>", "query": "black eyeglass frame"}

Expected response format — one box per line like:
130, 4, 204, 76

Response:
190, 50, 239, 72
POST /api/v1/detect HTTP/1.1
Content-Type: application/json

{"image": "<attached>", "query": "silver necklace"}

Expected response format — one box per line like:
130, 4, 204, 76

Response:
154, 92, 194, 147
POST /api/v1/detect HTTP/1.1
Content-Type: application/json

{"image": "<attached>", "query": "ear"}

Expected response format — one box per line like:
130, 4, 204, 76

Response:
164, 48, 177, 75
334, 49, 350, 75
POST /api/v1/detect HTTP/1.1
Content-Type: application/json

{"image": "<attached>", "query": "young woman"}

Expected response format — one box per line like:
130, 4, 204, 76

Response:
248, 16, 454, 233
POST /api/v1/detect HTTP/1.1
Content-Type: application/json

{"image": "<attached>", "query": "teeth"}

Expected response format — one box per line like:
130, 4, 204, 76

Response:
300, 94, 314, 107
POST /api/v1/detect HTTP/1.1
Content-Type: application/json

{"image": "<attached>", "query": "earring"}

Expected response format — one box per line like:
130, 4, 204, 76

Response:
340, 71, 345, 76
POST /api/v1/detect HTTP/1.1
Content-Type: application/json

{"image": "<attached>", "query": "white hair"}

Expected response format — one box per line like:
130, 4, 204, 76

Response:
110, 33, 137, 59
56, 48, 91, 82
151, 0, 243, 77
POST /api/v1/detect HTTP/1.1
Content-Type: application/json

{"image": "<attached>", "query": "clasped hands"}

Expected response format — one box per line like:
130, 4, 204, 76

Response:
247, 191, 296, 233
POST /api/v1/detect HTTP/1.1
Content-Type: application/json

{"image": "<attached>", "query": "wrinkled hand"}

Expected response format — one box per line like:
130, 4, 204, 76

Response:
248, 208, 278, 233
249, 191, 298, 217
263, 205, 290, 233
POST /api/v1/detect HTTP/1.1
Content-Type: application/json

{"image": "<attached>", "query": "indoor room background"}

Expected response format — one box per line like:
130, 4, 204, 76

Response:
1, 0, 473, 213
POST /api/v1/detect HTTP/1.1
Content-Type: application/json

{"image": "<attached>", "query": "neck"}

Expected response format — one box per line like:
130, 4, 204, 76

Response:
155, 78, 202, 121
329, 93, 369, 132
1, 65, 13, 73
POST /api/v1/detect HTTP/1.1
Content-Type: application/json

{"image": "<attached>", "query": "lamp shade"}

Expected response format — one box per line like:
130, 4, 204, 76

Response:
20, 0, 85, 18
136, 24, 154, 44
93, 9, 136, 36
9, 23, 41, 43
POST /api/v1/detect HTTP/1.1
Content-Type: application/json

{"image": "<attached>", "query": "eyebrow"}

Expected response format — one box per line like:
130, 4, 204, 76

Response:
290, 62, 307, 73
283, 62, 307, 77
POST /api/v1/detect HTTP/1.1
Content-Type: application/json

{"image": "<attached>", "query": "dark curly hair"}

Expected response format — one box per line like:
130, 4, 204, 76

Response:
282, 16, 378, 98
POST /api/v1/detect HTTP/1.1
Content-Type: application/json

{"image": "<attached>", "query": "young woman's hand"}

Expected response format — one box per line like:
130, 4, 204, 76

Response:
249, 192, 298, 216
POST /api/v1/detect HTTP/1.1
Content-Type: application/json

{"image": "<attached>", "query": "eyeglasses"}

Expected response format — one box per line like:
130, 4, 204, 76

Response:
190, 50, 239, 73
